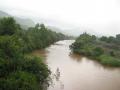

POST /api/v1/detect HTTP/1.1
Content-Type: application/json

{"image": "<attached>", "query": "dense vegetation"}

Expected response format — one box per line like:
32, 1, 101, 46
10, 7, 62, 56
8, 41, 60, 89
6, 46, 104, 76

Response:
18, 24, 68, 53
0, 17, 67, 90
70, 33, 120, 67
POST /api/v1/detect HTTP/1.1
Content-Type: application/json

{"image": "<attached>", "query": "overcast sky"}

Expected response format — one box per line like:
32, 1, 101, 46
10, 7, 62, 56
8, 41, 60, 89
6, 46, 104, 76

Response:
0, 0, 120, 36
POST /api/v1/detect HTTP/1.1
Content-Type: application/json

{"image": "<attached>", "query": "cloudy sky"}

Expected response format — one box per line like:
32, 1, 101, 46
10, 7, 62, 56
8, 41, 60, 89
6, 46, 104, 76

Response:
0, 0, 120, 36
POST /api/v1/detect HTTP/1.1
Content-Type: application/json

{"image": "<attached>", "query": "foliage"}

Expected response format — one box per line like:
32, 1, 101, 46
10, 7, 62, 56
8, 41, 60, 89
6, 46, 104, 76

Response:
0, 36, 22, 59
109, 51, 115, 56
0, 17, 67, 90
100, 36, 108, 42
0, 71, 39, 90
92, 47, 104, 57
0, 17, 20, 35
99, 55, 120, 67
70, 33, 120, 67
22, 56, 51, 84
18, 23, 67, 52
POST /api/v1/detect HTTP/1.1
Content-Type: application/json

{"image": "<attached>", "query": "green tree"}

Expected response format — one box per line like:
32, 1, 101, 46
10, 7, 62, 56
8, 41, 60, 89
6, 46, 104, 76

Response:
100, 36, 108, 42
92, 47, 104, 56
0, 17, 19, 35
110, 51, 115, 56
0, 71, 39, 90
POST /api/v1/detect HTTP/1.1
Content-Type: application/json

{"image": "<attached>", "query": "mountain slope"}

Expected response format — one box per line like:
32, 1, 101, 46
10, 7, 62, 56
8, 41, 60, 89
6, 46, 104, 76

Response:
0, 10, 35, 29
0, 11, 10, 17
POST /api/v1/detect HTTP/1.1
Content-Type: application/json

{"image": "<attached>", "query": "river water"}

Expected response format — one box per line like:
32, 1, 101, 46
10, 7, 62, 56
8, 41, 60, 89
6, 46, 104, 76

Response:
32, 40, 120, 90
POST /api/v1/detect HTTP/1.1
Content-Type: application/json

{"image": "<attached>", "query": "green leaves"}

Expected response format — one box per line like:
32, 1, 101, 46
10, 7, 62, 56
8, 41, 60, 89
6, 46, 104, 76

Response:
0, 17, 54, 90
0, 17, 20, 35
0, 71, 39, 90
99, 55, 120, 67
0, 17, 67, 90
92, 47, 104, 57
22, 56, 50, 83
20, 24, 67, 52
0, 36, 22, 59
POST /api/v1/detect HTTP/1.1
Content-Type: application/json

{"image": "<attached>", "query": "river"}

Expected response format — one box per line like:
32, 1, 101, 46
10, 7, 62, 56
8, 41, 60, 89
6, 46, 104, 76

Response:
32, 40, 120, 90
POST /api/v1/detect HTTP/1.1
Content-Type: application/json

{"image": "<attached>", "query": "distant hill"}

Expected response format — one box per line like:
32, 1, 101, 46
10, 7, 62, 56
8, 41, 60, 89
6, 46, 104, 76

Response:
14, 17, 35, 29
0, 11, 96, 37
47, 26, 64, 33
0, 10, 35, 29
47, 26, 73, 35
0, 11, 10, 17
47, 26, 84, 36
47, 26, 80, 36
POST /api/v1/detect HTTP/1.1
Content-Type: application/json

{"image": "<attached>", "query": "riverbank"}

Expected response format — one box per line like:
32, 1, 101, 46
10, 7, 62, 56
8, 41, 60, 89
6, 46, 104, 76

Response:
70, 33, 120, 67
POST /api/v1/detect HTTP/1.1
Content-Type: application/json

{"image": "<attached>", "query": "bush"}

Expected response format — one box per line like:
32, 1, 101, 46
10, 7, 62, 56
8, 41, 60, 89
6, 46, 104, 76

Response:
22, 56, 50, 83
99, 55, 120, 66
110, 51, 115, 56
92, 47, 104, 57
0, 36, 22, 59
0, 71, 39, 90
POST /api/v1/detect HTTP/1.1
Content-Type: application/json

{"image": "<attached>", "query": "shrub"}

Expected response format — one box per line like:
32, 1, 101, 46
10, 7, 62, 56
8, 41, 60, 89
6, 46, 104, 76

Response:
99, 55, 120, 66
22, 56, 50, 83
110, 51, 115, 56
92, 47, 104, 57
0, 71, 39, 90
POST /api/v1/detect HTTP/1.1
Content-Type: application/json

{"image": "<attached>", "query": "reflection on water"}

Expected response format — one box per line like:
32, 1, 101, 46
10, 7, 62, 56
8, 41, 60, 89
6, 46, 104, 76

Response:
52, 67, 64, 90
69, 53, 83, 62
32, 40, 120, 90
32, 49, 49, 58
55, 68, 60, 81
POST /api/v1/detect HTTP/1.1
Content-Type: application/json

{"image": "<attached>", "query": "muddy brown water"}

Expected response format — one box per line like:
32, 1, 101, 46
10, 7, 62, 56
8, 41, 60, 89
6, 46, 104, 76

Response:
32, 40, 120, 90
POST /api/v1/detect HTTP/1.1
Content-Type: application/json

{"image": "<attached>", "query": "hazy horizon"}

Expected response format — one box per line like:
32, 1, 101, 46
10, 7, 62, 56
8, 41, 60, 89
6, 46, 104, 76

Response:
0, 0, 120, 36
